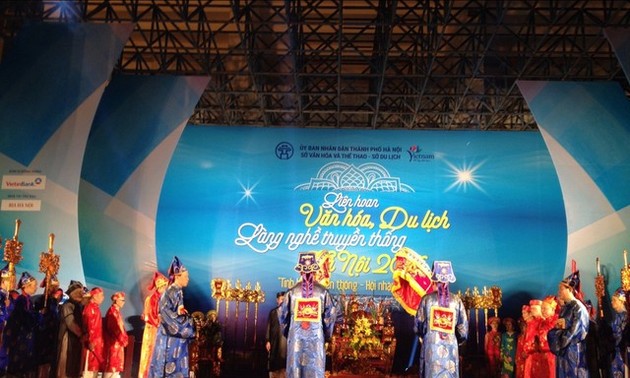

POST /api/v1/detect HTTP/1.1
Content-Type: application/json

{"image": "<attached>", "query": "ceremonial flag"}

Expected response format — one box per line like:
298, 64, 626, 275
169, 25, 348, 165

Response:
315, 250, 333, 288
391, 247, 434, 315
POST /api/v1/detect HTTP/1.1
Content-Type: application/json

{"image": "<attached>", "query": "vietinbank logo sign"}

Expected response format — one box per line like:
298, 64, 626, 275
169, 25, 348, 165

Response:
1, 175, 46, 190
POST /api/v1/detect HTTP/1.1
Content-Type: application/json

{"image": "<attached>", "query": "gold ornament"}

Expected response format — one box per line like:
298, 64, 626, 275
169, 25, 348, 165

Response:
4, 219, 23, 265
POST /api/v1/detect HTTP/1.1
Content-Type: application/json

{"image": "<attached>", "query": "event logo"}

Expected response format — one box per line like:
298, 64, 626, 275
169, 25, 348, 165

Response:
294, 162, 414, 192
275, 142, 294, 160
407, 145, 434, 162
1, 175, 46, 190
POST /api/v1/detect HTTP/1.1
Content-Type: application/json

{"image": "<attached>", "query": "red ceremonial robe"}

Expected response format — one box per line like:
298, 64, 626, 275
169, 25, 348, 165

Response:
82, 301, 105, 372
104, 305, 128, 373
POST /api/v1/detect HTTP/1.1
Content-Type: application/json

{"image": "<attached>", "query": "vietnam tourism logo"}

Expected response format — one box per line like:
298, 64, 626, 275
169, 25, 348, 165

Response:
407, 145, 434, 162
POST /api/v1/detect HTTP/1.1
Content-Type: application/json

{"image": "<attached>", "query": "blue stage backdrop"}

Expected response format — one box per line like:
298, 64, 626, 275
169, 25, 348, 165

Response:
0, 22, 132, 287
157, 127, 568, 330
0, 23, 628, 346
519, 80, 630, 306
79, 74, 210, 316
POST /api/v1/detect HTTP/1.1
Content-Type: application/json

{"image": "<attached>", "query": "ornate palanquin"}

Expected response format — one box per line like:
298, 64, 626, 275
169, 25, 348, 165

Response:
328, 295, 397, 376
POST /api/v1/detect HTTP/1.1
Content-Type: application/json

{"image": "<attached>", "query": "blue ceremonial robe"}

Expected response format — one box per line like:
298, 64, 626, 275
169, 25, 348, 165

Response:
279, 281, 337, 378
548, 299, 590, 378
32, 293, 60, 368
0, 289, 12, 372
149, 283, 195, 378
3, 293, 41, 375
611, 310, 627, 378
414, 292, 468, 378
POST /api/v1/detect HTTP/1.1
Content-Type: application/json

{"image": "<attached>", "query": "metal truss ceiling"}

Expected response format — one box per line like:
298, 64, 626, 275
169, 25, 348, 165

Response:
1, 1, 629, 130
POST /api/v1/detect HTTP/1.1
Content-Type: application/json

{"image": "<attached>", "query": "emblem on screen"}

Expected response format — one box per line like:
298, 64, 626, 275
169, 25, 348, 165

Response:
295, 162, 414, 192
275, 142, 294, 160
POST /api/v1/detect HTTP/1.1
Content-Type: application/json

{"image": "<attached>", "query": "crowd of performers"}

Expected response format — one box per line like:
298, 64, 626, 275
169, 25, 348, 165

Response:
481, 271, 629, 378
0, 251, 336, 378
1, 250, 628, 378
0, 270, 129, 378
411, 261, 630, 378
0, 255, 198, 378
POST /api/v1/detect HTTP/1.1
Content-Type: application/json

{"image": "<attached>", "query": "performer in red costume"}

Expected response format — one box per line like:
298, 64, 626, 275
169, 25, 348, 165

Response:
515, 305, 531, 378
524, 299, 551, 378
540, 295, 558, 377
104, 292, 128, 378
82, 287, 105, 378
485, 316, 502, 377
138, 272, 168, 378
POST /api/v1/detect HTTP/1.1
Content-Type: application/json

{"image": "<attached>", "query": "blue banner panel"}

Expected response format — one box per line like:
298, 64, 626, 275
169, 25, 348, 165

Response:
157, 127, 567, 327
519, 80, 630, 305
0, 23, 132, 289
79, 75, 209, 316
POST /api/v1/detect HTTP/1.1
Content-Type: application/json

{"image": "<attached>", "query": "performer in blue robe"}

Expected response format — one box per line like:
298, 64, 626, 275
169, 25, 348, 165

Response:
414, 260, 468, 378
149, 256, 196, 378
32, 275, 62, 374
610, 288, 627, 378
548, 271, 590, 378
279, 252, 337, 378
4, 271, 42, 377
0, 266, 14, 373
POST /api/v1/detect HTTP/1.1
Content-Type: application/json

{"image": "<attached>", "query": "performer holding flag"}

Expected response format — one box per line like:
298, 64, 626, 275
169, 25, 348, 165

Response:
391, 247, 434, 315
414, 261, 469, 378
390, 247, 435, 371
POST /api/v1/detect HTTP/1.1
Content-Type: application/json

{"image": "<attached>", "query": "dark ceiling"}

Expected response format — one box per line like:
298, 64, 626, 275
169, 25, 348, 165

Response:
1, 1, 629, 130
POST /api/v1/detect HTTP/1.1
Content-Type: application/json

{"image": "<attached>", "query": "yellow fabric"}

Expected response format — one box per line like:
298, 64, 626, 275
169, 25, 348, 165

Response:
138, 322, 157, 378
